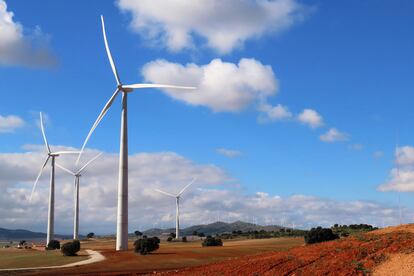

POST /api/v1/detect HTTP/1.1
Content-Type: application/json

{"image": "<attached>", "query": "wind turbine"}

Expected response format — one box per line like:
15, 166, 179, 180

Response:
30, 112, 80, 245
77, 15, 196, 251
56, 152, 102, 240
395, 131, 402, 225
154, 178, 196, 239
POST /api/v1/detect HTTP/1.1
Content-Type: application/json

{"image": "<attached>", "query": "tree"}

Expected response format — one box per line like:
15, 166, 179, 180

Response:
192, 231, 198, 236
46, 240, 60, 250
304, 227, 339, 244
198, 232, 205, 237
61, 240, 81, 256
182, 236, 187, 242
134, 237, 160, 255
134, 231, 143, 237
86, 232, 95, 239
202, 236, 223, 247
169, 232, 175, 238
167, 236, 173, 242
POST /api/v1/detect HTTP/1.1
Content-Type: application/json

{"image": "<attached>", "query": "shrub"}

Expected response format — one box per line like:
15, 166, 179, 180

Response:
167, 236, 173, 242
134, 237, 160, 255
198, 232, 205, 237
86, 232, 95, 239
202, 236, 223, 247
305, 227, 339, 244
46, 240, 60, 250
134, 230, 143, 237
182, 236, 187, 242
61, 240, 81, 256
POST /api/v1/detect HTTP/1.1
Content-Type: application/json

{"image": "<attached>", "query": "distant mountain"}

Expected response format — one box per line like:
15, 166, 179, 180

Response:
0, 227, 80, 241
142, 221, 285, 236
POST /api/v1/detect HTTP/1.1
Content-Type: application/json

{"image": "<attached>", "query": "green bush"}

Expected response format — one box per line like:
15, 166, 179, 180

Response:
134, 237, 160, 255
167, 236, 173, 242
202, 236, 223, 247
305, 227, 339, 244
61, 240, 81, 256
86, 232, 95, 239
182, 236, 187, 242
46, 240, 60, 250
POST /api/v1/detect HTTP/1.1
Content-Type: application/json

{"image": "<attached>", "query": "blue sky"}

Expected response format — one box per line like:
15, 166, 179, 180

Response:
1, 0, 414, 233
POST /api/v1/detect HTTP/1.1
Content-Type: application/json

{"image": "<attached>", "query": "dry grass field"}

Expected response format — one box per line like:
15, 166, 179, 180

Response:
0, 248, 88, 269
8, 237, 304, 275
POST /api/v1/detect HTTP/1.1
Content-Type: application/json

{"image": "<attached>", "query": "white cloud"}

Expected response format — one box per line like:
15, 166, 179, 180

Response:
379, 146, 414, 192
348, 144, 363, 151
0, 114, 25, 133
0, 145, 407, 233
142, 58, 278, 112
0, 0, 56, 67
258, 103, 292, 123
116, 0, 308, 54
216, 148, 242, 158
297, 109, 323, 128
319, 128, 349, 143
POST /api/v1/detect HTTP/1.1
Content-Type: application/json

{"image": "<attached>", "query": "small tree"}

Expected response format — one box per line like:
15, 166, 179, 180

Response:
182, 236, 187, 242
134, 237, 160, 255
305, 227, 339, 244
46, 240, 60, 250
61, 240, 81, 256
202, 236, 223, 247
167, 236, 173, 242
134, 230, 143, 237
198, 232, 205, 237
86, 232, 95, 239
169, 232, 175, 238
192, 231, 198, 236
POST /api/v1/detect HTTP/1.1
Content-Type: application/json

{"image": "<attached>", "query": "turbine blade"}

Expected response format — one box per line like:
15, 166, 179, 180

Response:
77, 152, 103, 174
101, 15, 121, 85
122, 84, 196, 90
30, 156, 50, 201
39, 112, 51, 153
56, 163, 76, 176
53, 151, 81, 155
154, 189, 176, 198
77, 88, 120, 164
178, 177, 197, 196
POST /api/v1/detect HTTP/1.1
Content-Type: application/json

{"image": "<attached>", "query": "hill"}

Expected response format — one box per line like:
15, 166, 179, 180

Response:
0, 227, 79, 241
142, 221, 284, 236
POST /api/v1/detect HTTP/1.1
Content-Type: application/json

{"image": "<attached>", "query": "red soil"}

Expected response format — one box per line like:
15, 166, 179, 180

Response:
159, 230, 414, 275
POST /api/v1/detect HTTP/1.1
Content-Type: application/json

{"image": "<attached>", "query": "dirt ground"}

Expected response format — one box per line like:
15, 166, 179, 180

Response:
156, 228, 414, 275
6, 226, 414, 275
14, 237, 303, 275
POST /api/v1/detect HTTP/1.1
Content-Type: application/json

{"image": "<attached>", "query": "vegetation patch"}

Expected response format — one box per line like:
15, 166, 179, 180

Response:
134, 236, 160, 255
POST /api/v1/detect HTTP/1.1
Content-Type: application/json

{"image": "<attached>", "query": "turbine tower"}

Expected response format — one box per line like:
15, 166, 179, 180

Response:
56, 152, 102, 239
77, 15, 196, 251
30, 112, 79, 245
154, 178, 196, 239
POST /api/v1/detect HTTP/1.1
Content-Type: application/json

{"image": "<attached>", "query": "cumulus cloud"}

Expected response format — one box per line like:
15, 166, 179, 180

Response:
216, 148, 242, 158
258, 103, 292, 123
0, 145, 406, 233
0, 0, 56, 67
142, 58, 278, 112
319, 128, 349, 143
297, 109, 323, 128
117, 0, 308, 54
0, 114, 24, 133
379, 146, 414, 192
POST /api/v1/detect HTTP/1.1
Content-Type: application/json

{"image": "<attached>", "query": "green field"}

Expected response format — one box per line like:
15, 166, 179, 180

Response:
0, 248, 89, 269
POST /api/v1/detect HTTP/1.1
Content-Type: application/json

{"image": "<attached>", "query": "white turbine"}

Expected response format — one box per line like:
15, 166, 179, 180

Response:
154, 178, 196, 239
56, 152, 102, 240
30, 112, 80, 245
77, 15, 196, 251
